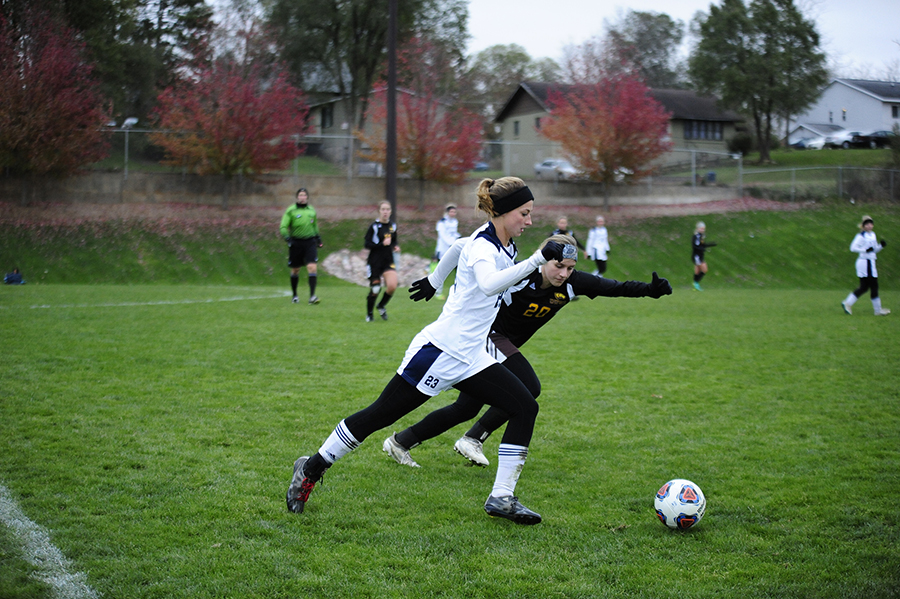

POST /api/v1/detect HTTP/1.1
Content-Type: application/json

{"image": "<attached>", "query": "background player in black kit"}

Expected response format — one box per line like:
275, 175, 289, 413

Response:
364, 201, 400, 322
381, 234, 673, 468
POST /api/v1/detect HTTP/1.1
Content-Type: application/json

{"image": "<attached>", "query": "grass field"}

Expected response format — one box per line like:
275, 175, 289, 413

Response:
1, 204, 899, 598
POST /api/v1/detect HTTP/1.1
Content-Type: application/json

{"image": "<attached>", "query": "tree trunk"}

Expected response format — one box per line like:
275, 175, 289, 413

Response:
221, 176, 231, 210
418, 178, 425, 211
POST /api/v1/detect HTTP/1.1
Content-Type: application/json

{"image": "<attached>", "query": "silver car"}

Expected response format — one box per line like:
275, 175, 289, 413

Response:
534, 158, 578, 180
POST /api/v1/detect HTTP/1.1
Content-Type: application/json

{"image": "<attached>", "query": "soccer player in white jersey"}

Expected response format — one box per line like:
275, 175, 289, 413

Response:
842, 215, 889, 315
286, 177, 566, 524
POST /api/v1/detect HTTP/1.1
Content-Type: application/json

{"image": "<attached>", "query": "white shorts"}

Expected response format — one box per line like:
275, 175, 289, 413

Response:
856, 258, 877, 278
397, 332, 497, 396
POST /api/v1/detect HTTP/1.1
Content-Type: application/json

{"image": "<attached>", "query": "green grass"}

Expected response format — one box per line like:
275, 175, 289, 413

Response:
1, 205, 899, 598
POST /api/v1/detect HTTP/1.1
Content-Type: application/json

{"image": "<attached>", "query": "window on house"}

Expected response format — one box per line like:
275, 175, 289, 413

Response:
535, 117, 541, 130
683, 120, 723, 141
514, 120, 520, 136
842, 108, 847, 122
321, 105, 334, 129
829, 111, 833, 123
893, 106, 899, 119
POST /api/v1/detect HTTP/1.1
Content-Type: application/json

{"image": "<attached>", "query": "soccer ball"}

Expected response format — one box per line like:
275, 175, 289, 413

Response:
654, 479, 706, 530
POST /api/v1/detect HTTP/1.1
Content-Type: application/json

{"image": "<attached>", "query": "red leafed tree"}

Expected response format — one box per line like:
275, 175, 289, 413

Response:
358, 37, 483, 209
151, 60, 309, 207
541, 73, 672, 208
0, 10, 110, 201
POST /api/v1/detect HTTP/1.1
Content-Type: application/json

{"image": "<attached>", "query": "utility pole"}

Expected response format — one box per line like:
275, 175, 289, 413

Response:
386, 0, 398, 216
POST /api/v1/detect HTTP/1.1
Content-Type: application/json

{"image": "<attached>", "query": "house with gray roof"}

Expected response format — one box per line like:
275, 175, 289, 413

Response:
493, 82, 744, 178
789, 79, 900, 144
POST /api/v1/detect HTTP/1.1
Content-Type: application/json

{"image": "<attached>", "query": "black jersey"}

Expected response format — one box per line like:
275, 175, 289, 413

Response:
492, 269, 654, 348
364, 220, 398, 263
691, 232, 715, 260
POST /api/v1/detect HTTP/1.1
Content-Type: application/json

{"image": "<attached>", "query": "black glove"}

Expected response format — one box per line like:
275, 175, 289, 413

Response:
284, 237, 292, 246
541, 241, 565, 262
866, 246, 876, 252
315, 235, 323, 248
880, 239, 886, 247
705, 242, 717, 248
649, 271, 673, 298
409, 277, 436, 302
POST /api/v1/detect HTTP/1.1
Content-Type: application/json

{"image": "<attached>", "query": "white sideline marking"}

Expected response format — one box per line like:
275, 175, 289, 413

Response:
24, 291, 292, 309
0, 483, 100, 599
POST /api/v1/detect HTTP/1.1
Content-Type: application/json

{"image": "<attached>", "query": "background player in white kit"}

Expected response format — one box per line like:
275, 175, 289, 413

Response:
285, 177, 565, 524
842, 215, 889, 316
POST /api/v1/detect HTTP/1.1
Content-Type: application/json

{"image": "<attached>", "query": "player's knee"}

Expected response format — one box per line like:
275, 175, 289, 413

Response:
369, 282, 381, 296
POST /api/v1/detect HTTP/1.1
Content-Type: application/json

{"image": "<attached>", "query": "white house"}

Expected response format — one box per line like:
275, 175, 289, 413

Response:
789, 79, 900, 143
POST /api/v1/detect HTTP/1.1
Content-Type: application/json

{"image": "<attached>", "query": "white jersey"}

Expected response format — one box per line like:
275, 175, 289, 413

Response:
850, 230, 883, 278
417, 222, 546, 363
434, 216, 460, 258
586, 226, 610, 260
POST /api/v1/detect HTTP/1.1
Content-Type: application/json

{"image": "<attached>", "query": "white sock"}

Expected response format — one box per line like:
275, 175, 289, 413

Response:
844, 293, 857, 307
317, 420, 359, 464
491, 444, 528, 497
873, 297, 882, 313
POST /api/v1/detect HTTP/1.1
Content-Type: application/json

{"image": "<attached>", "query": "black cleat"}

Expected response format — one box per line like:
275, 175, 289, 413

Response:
378, 307, 388, 321
484, 495, 542, 525
286, 456, 316, 514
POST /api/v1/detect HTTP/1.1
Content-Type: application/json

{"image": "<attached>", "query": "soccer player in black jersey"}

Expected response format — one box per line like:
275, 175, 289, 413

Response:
382, 233, 672, 468
364, 201, 399, 322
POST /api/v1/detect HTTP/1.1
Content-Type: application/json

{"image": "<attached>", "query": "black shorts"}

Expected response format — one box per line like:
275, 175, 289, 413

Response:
366, 252, 395, 281
288, 237, 318, 268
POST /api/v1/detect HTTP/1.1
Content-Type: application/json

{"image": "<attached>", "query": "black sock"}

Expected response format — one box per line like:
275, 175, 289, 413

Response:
394, 429, 419, 450
366, 294, 377, 315
308, 273, 317, 296
290, 274, 299, 295
304, 453, 330, 482
377, 292, 393, 310
697, 272, 705, 282
464, 422, 491, 443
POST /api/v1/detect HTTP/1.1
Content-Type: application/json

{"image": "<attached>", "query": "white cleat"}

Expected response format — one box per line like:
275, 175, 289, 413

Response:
841, 301, 852, 315
382, 434, 420, 468
875, 308, 891, 316
453, 436, 489, 467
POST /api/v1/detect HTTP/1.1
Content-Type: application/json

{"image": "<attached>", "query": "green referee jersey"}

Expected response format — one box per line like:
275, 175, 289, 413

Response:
280, 203, 319, 239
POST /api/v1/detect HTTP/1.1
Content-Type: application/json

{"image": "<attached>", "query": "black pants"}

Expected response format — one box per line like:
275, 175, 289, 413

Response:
345, 361, 539, 447
853, 276, 879, 299
401, 353, 540, 446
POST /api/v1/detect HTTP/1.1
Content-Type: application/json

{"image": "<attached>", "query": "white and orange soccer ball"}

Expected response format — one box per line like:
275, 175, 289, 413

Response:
654, 479, 706, 530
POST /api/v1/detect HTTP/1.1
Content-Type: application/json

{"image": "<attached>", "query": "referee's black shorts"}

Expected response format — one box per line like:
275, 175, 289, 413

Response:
288, 237, 318, 267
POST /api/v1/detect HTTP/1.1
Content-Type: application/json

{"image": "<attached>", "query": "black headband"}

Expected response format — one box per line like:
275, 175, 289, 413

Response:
492, 185, 534, 215
862, 218, 874, 225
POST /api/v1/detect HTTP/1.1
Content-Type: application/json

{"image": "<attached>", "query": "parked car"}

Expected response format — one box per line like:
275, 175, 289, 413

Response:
534, 158, 578, 180
824, 130, 865, 149
472, 161, 490, 171
791, 136, 825, 150
803, 136, 826, 150
851, 130, 894, 149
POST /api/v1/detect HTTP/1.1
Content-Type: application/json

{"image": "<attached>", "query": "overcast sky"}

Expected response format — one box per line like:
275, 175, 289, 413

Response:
465, 0, 900, 79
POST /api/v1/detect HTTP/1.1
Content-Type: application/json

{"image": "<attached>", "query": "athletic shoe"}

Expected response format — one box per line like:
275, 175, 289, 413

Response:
308, 296, 320, 304
378, 307, 388, 321
286, 456, 316, 514
875, 308, 891, 316
453, 436, 489, 467
484, 495, 542, 525
842, 301, 852, 315
366, 314, 373, 322
292, 296, 299, 303
692, 281, 702, 291
382, 434, 420, 468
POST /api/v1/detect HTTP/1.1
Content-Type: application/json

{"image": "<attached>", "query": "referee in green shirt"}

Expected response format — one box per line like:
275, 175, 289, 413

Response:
280, 188, 323, 304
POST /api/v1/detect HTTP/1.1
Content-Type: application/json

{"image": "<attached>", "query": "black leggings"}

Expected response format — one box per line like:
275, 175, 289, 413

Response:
401, 353, 540, 447
853, 276, 879, 299
345, 361, 539, 447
